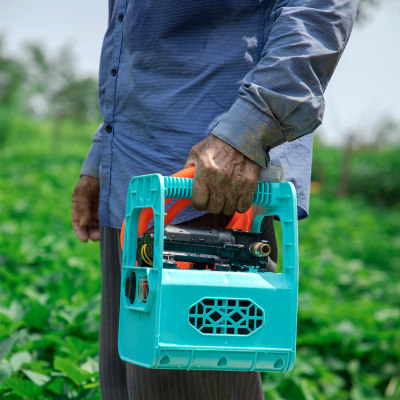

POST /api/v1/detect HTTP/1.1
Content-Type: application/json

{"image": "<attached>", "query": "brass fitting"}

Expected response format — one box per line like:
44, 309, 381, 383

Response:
249, 242, 271, 257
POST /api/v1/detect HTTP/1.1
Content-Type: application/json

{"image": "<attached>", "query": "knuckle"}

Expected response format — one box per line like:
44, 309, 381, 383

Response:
192, 203, 206, 211
207, 194, 224, 215
189, 144, 200, 156
237, 196, 252, 213
191, 198, 205, 211
223, 206, 236, 216
199, 157, 214, 174
243, 175, 258, 188
208, 205, 222, 215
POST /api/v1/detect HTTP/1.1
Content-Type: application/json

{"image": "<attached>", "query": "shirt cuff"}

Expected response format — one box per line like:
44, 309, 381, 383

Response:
80, 140, 101, 178
211, 97, 285, 167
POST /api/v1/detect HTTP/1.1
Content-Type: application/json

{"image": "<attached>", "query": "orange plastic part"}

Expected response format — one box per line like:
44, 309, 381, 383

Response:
120, 167, 253, 268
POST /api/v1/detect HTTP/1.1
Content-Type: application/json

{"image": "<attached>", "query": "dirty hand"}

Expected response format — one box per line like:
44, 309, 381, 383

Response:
72, 175, 100, 242
184, 134, 261, 215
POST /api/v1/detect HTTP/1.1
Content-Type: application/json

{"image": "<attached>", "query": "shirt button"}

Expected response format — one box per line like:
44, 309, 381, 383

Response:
111, 68, 117, 76
105, 125, 112, 133
118, 14, 124, 22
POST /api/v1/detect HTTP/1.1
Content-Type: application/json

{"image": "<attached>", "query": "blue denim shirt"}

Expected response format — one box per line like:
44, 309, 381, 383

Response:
82, 0, 357, 229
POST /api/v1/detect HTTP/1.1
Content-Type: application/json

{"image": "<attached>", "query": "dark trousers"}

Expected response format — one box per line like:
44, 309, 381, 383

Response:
99, 214, 277, 399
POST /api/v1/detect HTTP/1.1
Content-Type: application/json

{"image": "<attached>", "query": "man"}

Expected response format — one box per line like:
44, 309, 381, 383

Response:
72, 1, 357, 398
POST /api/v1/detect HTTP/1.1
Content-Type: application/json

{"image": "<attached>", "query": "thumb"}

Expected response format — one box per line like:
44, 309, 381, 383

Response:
184, 146, 199, 169
184, 156, 197, 170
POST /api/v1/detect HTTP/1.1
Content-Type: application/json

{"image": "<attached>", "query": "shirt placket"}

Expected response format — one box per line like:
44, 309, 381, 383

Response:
100, 0, 128, 226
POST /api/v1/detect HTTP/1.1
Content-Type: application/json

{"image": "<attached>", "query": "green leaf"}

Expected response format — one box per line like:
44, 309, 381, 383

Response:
0, 301, 24, 322
22, 369, 50, 386
45, 378, 64, 395
81, 386, 101, 399
4, 377, 42, 399
278, 378, 313, 400
0, 335, 17, 361
83, 381, 99, 389
61, 336, 91, 360
0, 359, 13, 380
54, 357, 90, 386
23, 302, 50, 331
10, 351, 32, 372
80, 357, 98, 374
0, 395, 22, 400
0, 313, 19, 339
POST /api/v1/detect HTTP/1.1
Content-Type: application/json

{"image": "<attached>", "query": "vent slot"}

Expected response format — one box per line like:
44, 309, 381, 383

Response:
188, 298, 264, 336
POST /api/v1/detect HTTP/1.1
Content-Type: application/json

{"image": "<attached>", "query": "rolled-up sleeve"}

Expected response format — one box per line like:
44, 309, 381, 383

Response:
212, 0, 358, 166
80, 124, 102, 178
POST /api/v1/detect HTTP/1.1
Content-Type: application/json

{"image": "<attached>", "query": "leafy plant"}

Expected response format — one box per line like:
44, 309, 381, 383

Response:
1, 115, 399, 398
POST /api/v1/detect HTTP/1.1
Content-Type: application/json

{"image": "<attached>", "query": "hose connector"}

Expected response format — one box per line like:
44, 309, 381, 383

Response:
249, 242, 271, 257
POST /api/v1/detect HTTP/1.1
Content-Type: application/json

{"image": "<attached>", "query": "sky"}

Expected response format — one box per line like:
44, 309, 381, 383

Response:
1, 0, 399, 144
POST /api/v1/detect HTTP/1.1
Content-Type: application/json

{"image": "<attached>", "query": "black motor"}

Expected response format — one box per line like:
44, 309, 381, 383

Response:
137, 225, 271, 271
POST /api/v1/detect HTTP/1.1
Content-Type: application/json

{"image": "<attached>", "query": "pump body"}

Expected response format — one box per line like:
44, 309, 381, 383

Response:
118, 173, 299, 372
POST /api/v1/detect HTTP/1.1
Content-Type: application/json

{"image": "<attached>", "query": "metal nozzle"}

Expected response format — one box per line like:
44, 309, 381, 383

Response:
249, 242, 271, 257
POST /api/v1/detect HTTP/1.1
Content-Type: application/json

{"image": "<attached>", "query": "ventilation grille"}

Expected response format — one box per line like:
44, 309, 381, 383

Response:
189, 298, 264, 336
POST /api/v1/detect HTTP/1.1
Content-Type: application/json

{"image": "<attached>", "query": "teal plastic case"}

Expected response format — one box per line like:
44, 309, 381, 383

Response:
119, 173, 299, 372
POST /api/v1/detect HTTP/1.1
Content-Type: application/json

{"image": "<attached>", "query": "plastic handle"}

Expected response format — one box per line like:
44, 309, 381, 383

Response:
120, 167, 253, 249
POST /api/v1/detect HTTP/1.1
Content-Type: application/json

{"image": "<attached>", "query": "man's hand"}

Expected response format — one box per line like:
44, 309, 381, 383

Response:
72, 175, 100, 242
184, 135, 261, 215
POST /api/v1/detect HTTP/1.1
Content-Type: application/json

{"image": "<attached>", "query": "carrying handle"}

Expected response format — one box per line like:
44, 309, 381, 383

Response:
122, 171, 297, 278
120, 167, 253, 250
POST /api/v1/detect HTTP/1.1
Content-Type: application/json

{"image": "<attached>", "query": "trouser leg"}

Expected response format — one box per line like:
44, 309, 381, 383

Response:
99, 226, 129, 400
126, 368, 264, 400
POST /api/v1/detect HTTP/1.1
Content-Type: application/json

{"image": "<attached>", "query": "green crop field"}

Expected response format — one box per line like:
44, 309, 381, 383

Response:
1, 116, 399, 399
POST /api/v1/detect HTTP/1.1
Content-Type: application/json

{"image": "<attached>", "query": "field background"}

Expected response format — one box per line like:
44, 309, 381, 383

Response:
1, 26, 400, 400
1, 115, 399, 399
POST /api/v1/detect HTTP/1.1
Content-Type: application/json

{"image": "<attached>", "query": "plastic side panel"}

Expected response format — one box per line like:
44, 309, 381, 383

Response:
122, 174, 165, 270
119, 174, 166, 366
252, 181, 299, 358
118, 309, 157, 368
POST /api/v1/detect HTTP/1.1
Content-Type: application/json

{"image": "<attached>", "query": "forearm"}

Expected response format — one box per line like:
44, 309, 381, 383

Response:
212, 0, 357, 167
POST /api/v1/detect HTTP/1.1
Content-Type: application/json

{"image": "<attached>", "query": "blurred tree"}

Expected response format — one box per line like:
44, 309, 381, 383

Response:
373, 117, 400, 146
336, 118, 399, 199
0, 37, 27, 109
50, 78, 99, 123
23, 42, 100, 122
356, 0, 384, 23
0, 36, 100, 123
336, 134, 354, 197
